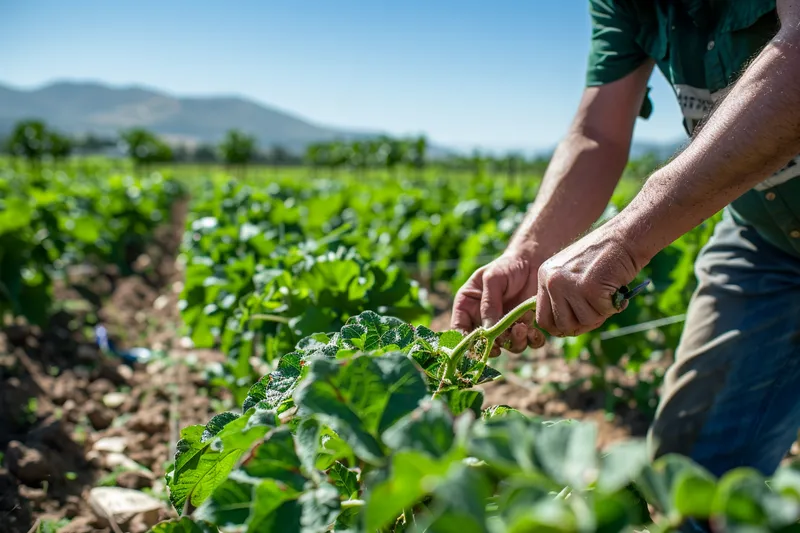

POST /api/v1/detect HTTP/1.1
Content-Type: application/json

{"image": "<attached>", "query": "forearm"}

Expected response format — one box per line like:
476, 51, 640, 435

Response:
508, 130, 628, 257
610, 29, 800, 265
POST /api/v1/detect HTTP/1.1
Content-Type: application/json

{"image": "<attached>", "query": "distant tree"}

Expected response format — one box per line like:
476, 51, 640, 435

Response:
411, 135, 428, 174
6, 120, 73, 166
385, 137, 409, 174
48, 131, 73, 162
470, 149, 486, 178
269, 145, 294, 166
120, 128, 173, 167
504, 152, 524, 182
7, 120, 49, 164
193, 144, 218, 164
219, 129, 257, 168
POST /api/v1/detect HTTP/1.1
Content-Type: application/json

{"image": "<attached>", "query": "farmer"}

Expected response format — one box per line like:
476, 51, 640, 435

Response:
452, 0, 800, 504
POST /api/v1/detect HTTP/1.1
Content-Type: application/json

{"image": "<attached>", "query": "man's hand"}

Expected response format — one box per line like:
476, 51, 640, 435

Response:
450, 249, 546, 355
535, 226, 641, 337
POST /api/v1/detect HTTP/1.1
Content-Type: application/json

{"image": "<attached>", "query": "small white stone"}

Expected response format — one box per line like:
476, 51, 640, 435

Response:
92, 436, 128, 453
102, 392, 127, 409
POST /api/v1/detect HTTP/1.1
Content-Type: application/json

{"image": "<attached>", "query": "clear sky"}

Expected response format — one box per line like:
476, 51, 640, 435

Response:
1, 1, 687, 152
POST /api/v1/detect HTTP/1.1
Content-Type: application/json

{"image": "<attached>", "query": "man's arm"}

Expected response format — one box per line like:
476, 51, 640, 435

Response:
535, 0, 800, 337
450, 61, 653, 348
508, 60, 655, 259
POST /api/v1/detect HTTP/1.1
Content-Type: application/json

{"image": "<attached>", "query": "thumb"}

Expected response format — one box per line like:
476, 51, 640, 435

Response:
480, 271, 506, 328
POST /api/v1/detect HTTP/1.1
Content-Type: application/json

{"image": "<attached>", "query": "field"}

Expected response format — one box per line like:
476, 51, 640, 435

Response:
2, 157, 800, 533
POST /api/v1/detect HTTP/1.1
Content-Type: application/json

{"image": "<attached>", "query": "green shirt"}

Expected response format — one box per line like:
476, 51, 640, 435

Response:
587, 0, 800, 258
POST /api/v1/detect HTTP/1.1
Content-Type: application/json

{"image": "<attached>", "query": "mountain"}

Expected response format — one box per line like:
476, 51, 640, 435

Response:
0, 80, 381, 152
0, 80, 683, 159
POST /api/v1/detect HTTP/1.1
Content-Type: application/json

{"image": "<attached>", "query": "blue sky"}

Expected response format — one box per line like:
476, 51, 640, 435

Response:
1, 1, 687, 152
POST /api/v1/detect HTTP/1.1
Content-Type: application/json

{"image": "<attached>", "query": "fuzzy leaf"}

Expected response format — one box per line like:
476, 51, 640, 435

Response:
293, 353, 427, 463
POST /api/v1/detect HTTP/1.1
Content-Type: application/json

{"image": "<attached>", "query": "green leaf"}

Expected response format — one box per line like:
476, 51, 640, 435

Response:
295, 417, 322, 480
481, 405, 524, 420
597, 439, 649, 493
168, 407, 277, 512
147, 517, 212, 533
441, 389, 483, 416
249, 480, 303, 533
534, 420, 598, 490
365, 450, 456, 531
293, 353, 427, 463
242, 427, 306, 490
636, 454, 710, 522
243, 353, 305, 412
381, 400, 455, 459
438, 330, 464, 349
673, 466, 716, 518
415, 464, 492, 533
329, 462, 359, 499
299, 482, 341, 533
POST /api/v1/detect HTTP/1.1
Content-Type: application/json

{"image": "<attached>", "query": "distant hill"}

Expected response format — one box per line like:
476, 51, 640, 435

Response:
0, 80, 682, 159
0, 81, 384, 153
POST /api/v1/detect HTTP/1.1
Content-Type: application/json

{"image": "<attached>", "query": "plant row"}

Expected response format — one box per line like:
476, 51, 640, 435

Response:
0, 162, 184, 323
152, 309, 800, 532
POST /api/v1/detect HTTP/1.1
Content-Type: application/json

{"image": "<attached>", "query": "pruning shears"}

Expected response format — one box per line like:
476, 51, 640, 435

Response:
612, 279, 651, 310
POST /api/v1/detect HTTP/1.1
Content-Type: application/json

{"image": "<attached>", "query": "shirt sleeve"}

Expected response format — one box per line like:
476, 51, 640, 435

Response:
586, 0, 649, 86
585, 0, 653, 118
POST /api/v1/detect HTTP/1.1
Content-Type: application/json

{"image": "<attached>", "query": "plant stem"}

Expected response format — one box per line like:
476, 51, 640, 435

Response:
440, 295, 538, 385
249, 313, 291, 324
341, 499, 366, 509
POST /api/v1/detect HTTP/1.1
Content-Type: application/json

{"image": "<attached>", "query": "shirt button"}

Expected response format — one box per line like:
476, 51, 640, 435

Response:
791, 230, 800, 239
707, 40, 716, 51
766, 192, 777, 201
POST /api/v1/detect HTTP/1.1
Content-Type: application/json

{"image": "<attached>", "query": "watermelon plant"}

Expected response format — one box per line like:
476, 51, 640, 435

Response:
155, 297, 800, 532
0, 161, 184, 324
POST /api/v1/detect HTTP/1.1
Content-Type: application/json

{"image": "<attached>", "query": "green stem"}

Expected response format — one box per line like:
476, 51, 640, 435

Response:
341, 499, 365, 509
441, 295, 538, 384
249, 313, 291, 324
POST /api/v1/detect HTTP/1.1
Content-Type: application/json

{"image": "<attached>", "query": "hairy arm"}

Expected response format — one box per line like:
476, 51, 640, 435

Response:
609, 1, 800, 267
509, 60, 655, 259
534, 0, 800, 337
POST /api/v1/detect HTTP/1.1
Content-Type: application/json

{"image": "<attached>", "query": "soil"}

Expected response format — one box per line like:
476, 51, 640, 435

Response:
0, 200, 232, 533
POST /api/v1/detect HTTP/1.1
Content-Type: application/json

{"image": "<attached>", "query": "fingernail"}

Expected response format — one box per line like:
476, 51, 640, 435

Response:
482, 319, 494, 329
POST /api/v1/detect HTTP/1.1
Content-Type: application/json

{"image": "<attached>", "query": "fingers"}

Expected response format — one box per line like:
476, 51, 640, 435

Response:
450, 272, 484, 333
480, 270, 507, 328
527, 327, 545, 349
508, 322, 528, 353
551, 296, 580, 337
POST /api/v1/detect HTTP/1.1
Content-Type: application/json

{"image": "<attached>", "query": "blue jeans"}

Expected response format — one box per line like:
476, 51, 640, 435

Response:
648, 209, 800, 529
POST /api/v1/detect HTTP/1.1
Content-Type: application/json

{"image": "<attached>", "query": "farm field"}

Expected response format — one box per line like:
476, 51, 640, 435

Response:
2, 157, 800, 533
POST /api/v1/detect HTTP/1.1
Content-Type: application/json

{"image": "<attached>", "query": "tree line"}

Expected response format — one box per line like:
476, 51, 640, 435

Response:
1, 119, 555, 178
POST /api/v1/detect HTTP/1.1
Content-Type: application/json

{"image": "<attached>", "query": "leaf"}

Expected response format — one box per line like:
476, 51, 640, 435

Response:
242, 427, 306, 490
381, 400, 455, 459
293, 353, 427, 463
168, 406, 277, 512
295, 417, 322, 480
365, 450, 456, 531
299, 482, 341, 533
467, 417, 540, 477
243, 352, 305, 412
534, 420, 598, 490
635, 454, 710, 522
148, 517, 211, 533
329, 462, 359, 499
481, 405, 524, 420
672, 466, 716, 518
597, 439, 649, 493
438, 330, 464, 349
414, 464, 492, 533
441, 389, 483, 417
495, 477, 575, 533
